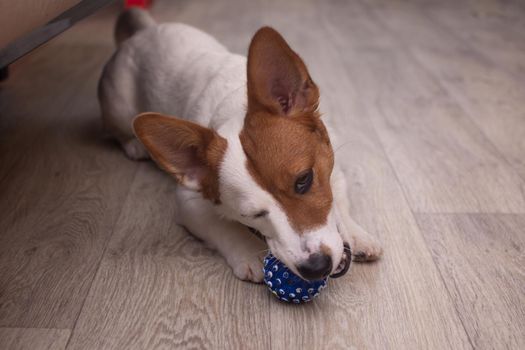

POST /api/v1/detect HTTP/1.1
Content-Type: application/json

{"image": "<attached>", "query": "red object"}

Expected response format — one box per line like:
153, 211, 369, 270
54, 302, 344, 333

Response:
125, 0, 152, 8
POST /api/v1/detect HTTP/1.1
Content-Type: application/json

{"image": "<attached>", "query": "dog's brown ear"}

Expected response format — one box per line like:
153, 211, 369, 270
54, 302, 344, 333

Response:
133, 113, 227, 199
247, 27, 319, 116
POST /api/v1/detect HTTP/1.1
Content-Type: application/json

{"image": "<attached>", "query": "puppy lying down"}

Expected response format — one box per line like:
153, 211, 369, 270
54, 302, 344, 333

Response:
99, 8, 382, 282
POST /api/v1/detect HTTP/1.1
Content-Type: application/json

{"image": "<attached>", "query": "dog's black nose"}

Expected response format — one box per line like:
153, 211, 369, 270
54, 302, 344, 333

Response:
297, 253, 333, 281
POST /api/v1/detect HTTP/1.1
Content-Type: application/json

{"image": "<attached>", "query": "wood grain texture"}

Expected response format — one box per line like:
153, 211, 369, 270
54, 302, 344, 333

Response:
0, 328, 70, 350
0, 20, 138, 328
396, 0, 525, 183
66, 163, 272, 350
361, 0, 525, 197
416, 214, 525, 349
258, 1, 471, 349
328, 0, 525, 213
0, 0, 524, 349
426, 0, 525, 81
67, 3, 271, 349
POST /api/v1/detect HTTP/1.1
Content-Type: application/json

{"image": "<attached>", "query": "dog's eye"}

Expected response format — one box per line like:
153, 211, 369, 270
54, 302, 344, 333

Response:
253, 210, 268, 218
294, 169, 313, 194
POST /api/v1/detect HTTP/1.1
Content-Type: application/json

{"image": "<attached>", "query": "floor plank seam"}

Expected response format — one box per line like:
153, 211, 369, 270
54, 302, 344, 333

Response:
398, 13, 525, 195
344, 2, 479, 347
384, 2, 525, 195
420, 6, 525, 92
369, 127, 476, 350
357, 0, 525, 210
372, 108, 478, 350
2, 1, 523, 348
0, 326, 71, 331
363, 113, 478, 349
63, 161, 141, 350
411, 217, 477, 350
322, 8, 475, 343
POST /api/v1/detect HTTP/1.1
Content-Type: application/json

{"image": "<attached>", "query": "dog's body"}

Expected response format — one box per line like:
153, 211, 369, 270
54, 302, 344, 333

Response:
99, 9, 381, 282
100, 18, 247, 161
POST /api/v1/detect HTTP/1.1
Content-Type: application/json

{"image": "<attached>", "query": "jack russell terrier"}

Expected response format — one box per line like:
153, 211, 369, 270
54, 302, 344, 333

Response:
98, 8, 382, 282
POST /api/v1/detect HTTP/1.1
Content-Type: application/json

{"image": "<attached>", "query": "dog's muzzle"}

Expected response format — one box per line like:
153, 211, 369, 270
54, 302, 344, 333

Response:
249, 226, 351, 279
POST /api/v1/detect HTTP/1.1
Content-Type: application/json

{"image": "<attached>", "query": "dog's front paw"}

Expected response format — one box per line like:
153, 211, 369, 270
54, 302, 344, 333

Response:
230, 255, 265, 283
224, 233, 267, 283
351, 233, 383, 262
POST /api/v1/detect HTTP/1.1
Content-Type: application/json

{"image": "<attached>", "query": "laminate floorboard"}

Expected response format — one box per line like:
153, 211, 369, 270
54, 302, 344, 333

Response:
258, 1, 470, 349
427, 0, 525, 81
362, 0, 525, 197
0, 328, 70, 350
0, 0, 523, 349
0, 17, 138, 328
416, 213, 525, 349
67, 2, 271, 349
65, 163, 272, 350
323, 0, 525, 213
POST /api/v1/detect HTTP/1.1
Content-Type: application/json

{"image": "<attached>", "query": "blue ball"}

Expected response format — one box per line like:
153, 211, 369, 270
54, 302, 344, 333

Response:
263, 253, 327, 304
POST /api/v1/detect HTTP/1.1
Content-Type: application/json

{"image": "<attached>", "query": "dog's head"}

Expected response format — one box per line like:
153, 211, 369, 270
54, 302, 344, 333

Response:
133, 27, 350, 280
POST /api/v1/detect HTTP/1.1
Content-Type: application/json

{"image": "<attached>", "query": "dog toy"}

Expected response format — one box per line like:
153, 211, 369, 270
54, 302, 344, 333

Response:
263, 253, 327, 303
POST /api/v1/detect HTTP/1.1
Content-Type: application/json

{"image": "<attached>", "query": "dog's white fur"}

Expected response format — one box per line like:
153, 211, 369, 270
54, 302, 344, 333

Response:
99, 12, 381, 282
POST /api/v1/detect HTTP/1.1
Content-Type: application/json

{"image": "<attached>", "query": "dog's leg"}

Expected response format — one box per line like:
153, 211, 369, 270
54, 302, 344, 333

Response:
332, 168, 383, 262
175, 186, 267, 282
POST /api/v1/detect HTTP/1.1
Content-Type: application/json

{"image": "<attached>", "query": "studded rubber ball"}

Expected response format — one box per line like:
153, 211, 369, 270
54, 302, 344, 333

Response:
263, 253, 327, 304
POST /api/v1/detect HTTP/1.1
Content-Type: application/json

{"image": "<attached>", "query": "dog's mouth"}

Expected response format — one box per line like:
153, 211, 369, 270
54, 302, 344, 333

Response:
248, 226, 351, 279
248, 226, 266, 241
330, 242, 351, 278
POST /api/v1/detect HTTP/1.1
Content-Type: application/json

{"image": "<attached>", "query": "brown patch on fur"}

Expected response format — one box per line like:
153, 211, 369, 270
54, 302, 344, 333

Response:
241, 27, 334, 232
240, 113, 334, 232
247, 27, 320, 118
133, 112, 227, 203
320, 243, 332, 257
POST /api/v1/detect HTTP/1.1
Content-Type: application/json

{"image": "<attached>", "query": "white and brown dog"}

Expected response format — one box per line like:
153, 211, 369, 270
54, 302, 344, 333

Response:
98, 9, 382, 282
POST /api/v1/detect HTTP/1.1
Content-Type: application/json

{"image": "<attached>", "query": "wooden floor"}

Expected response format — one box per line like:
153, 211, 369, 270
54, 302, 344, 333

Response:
1, 0, 524, 349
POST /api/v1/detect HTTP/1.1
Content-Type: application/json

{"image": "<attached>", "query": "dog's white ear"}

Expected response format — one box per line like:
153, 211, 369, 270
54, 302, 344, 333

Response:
247, 27, 319, 116
133, 113, 227, 200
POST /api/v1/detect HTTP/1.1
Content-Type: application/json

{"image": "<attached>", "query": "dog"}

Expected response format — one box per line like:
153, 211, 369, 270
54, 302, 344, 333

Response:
98, 8, 382, 282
